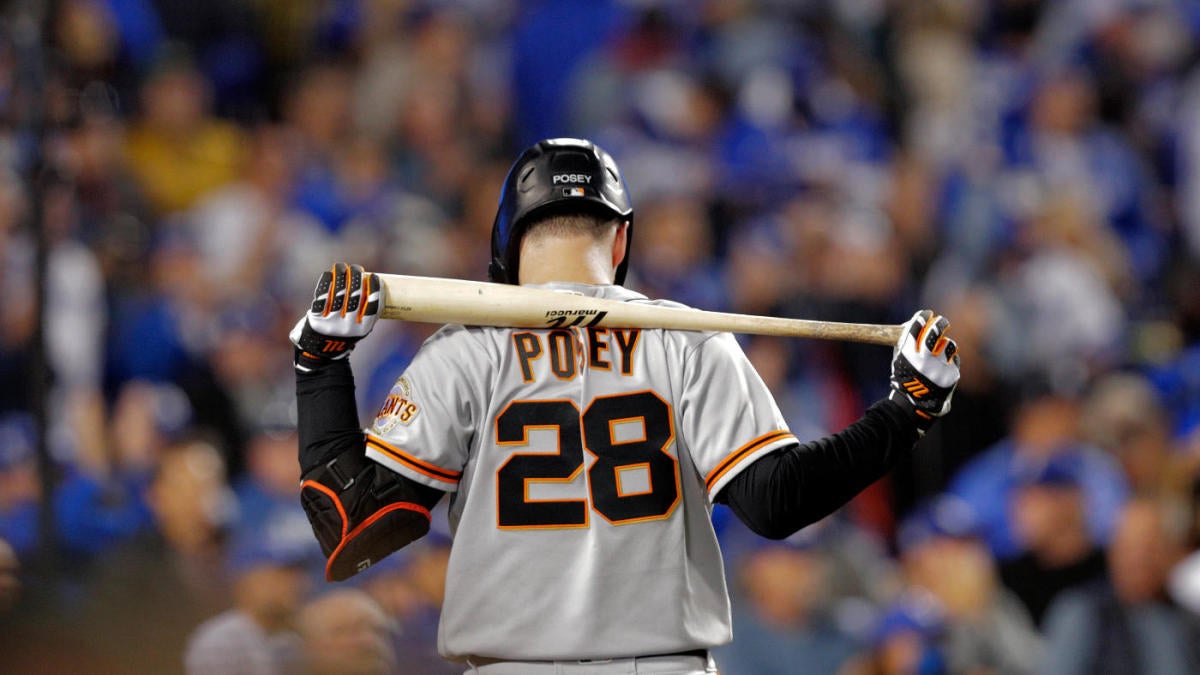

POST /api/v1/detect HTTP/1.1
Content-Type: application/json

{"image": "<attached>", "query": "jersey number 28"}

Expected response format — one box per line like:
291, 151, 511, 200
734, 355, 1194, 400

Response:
495, 391, 680, 529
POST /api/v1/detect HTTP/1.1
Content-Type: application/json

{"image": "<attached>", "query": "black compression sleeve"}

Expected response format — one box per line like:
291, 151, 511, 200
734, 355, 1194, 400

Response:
715, 399, 919, 539
296, 355, 366, 475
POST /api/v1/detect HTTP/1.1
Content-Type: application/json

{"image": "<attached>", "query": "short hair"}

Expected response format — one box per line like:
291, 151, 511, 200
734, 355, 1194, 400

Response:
522, 210, 620, 244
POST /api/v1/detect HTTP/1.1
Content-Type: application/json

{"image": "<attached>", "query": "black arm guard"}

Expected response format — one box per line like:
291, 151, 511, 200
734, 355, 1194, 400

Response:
302, 446, 444, 581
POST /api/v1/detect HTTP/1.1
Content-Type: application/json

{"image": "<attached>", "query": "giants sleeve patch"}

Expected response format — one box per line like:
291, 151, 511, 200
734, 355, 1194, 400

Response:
373, 377, 421, 434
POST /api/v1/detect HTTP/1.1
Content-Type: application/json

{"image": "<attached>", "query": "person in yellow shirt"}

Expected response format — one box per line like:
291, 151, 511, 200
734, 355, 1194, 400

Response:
125, 51, 244, 215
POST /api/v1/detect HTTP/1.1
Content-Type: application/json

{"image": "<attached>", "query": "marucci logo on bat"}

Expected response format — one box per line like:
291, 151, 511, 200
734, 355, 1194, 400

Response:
544, 310, 608, 328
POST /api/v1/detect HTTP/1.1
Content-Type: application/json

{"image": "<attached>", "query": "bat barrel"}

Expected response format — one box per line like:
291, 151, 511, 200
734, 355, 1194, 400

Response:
376, 273, 902, 346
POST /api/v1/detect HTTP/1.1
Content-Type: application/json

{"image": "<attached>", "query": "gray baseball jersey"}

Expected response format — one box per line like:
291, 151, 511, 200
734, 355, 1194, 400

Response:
364, 283, 795, 661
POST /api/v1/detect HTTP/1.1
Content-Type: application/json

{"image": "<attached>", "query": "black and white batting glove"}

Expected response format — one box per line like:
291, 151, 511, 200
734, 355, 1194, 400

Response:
889, 309, 961, 434
290, 263, 383, 372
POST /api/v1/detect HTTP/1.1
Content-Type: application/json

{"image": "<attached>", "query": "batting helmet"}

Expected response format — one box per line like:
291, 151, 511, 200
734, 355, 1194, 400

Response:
489, 138, 634, 285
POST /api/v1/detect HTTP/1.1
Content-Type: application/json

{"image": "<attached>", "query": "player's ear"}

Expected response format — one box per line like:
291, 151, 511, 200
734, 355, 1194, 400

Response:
611, 221, 629, 278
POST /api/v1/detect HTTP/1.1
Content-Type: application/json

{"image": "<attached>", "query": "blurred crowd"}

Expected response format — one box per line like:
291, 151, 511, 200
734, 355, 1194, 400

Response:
3, 0, 1200, 673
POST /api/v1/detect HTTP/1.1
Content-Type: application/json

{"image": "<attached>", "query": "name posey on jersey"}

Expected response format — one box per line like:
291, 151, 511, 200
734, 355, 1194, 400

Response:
512, 327, 641, 382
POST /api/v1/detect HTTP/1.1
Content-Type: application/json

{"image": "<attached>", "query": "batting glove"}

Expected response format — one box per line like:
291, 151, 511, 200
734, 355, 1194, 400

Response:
290, 263, 383, 371
889, 309, 961, 434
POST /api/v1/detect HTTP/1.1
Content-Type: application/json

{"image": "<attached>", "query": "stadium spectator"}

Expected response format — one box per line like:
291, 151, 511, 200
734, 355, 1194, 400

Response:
998, 454, 1109, 626
1040, 497, 1195, 674
714, 533, 864, 675
75, 439, 235, 673
0, 414, 40, 558
843, 593, 948, 675
0, 536, 18, 615
298, 589, 397, 675
54, 380, 189, 560
352, 545, 457, 674
184, 533, 311, 675
231, 418, 324, 583
124, 46, 244, 215
896, 495, 1042, 674
949, 387, 1128, 560
1080, 372, 1182, 497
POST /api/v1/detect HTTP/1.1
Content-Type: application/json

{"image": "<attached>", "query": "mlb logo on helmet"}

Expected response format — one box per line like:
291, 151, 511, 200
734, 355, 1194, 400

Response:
563, 187, 585, 197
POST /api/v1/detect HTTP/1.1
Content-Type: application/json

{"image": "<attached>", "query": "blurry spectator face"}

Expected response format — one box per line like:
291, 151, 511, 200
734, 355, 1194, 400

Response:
879, 632, 926, 675
110, 380, 187, 472
727, 241, 786, 314
211, 327, 274, 388
71, 116, 125, 184
56, 0, 117, 71
638, 198, 712, 277
739, 547, 827, 626
413, 11, 471, 77
336, 137, 389, 200
1012, 395, 1081, 456
1109, 500, 1180, 604
288, 66, 352, 150
300, 590, 395, 675
1031, 71, 1094, 135
886, 155, 936, 250
1011, 482, 1086, 554
363, 569, 424, 619
401, 77, 462, 149
0, 460, 39, 512
142, 65, 209, 137
936, 288, 997, 390
1082, 375, 1171, 493
0, 537, 18, 613
904, 537, 995, 618
235, 563, 310, 632
245, 127, 295, 196
408, 544, 451, 608
148, 441, 229, 554
247, 430, 301, 498
746, 337, 790, 394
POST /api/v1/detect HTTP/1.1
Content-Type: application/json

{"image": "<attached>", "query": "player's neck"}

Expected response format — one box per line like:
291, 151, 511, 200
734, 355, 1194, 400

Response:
519, 239, 615, 286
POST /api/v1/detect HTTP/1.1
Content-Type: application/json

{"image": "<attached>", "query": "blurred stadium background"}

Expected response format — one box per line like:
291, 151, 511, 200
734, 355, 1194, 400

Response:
2, 0, 1200, 672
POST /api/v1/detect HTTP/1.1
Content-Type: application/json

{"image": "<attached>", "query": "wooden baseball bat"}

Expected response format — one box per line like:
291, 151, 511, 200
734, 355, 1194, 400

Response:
376, 273, 903, 346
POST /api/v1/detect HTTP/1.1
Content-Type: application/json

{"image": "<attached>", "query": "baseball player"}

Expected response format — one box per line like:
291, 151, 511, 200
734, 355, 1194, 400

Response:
291, 138, 960, 673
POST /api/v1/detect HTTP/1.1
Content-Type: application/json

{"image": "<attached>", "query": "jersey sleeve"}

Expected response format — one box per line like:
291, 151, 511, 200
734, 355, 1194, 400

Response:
678, 332, 796, 499
364, 326, 488, 492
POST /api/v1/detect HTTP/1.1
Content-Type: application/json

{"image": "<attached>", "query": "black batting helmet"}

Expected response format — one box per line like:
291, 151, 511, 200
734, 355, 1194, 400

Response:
489, 138, 634, 285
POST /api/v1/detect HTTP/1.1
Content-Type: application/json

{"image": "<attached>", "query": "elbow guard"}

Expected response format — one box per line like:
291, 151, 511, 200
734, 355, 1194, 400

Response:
301, 446, 443, 581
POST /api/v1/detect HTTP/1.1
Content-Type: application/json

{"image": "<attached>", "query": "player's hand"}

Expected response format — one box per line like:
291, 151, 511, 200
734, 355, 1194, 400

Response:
889, 309, 960, 434
290, 263, 383, 370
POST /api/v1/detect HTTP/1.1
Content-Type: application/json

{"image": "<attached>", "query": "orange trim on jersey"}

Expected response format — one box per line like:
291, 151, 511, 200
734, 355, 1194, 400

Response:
705, 430, 796, 492
366, 436, 461, 484
325, 501, 430, 582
